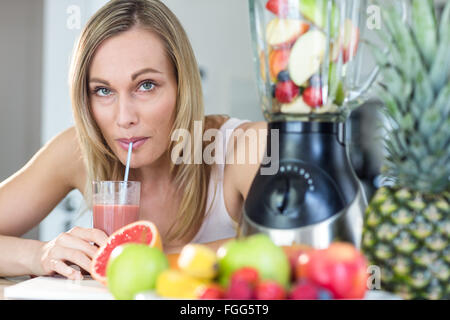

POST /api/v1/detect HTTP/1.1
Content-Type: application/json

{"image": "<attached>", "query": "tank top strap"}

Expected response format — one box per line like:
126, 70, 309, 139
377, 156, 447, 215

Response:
216, 117, 251, 175
191, 117, 251, 243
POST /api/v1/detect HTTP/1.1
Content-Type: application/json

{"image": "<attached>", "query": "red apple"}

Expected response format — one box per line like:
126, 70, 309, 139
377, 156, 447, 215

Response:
269, 48, 291, 82
255, 280, 286, 300
301, 242, 368, 299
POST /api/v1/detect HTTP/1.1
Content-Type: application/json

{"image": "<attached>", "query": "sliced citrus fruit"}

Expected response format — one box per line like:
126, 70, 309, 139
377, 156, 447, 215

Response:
90, 220, 162, 285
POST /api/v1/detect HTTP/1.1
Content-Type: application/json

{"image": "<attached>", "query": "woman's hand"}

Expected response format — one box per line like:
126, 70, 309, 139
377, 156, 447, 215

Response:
32, 226, 108, 280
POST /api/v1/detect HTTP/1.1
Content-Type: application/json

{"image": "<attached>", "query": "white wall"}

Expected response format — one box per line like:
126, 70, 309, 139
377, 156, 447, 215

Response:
163, 0, 262, 121
0, 0, 44, 240
41, 0, 108, 144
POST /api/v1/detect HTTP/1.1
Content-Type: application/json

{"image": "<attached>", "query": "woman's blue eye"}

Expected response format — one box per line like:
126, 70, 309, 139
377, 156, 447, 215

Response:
139, 81, 155, 91
96, 88, 111, 97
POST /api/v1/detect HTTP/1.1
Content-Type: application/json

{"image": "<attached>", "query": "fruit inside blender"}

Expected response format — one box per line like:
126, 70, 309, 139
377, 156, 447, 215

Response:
261, 0, 360, 116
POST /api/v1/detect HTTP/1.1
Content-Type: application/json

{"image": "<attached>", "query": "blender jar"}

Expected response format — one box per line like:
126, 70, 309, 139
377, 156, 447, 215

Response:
249, 0, 378, 122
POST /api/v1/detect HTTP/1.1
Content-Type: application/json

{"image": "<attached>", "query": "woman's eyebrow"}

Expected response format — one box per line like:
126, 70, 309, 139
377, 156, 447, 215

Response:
89, 67, 162, 85
131, 67, 162, 80
89, 78, 110, 85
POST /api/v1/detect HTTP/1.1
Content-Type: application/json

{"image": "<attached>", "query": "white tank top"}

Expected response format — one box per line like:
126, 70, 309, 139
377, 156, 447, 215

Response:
191, 117, 251, 243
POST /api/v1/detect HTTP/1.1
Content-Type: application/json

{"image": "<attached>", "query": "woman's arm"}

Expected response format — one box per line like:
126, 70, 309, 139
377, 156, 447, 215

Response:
0, 127, 108, 279
0, 127, 84, 236
224, 121, 268, 223
0, 235, 42, 276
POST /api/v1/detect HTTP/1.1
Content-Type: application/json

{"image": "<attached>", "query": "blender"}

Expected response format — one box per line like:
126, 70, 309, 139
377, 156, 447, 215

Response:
239, 0, 381, 248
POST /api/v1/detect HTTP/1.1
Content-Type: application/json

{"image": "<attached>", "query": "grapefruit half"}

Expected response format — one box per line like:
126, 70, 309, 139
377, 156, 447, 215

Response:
90, 220, 162, 285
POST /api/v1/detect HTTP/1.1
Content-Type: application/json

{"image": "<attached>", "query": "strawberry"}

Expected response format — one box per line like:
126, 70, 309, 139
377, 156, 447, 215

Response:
302, 86, 323, 107
275, 80, 299, 103
289, 279, 321, 300
255, 280, 286, 300
265, 0, 290, 18
197, 284, 225, 300
225, 278, 254, 300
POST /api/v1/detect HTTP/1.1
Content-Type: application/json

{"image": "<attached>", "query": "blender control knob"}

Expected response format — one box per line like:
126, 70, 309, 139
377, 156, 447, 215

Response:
268, 174, 308, 217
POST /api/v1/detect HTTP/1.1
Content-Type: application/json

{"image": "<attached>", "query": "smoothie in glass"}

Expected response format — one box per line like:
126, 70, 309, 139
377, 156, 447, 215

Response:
93, 204, 140, 236
92, 181, 141, 236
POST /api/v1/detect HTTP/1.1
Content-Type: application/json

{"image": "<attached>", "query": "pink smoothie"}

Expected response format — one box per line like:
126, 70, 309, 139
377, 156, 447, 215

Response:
93, 204, 140, 236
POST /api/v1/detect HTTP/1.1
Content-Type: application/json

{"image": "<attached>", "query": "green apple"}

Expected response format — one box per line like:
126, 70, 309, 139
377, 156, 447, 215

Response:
106, 244, 169, 300
217, 234, 291, 288
288, 29, 326, 86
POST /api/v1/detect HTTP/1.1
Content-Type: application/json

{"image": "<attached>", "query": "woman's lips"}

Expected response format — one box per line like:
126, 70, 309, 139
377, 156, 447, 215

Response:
117, 137, 149, 151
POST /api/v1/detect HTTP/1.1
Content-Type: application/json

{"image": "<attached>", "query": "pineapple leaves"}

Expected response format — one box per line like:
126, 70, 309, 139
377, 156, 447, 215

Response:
413, 68, 434, 111
429, 37, 450, 92
439, 0, 450, 42
433, 81, 450, 122
420, 106, 441, 137
411, 0, 438, 68
370, 1, 450, 194
430, 0, 450, 92
376, 86, 401, 125
381, 6, 425, 81
380, 67, 411, 113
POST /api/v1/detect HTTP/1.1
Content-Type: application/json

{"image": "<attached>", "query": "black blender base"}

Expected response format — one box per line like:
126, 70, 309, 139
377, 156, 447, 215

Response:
239, 187, 366, 248
240, 121, 366, 247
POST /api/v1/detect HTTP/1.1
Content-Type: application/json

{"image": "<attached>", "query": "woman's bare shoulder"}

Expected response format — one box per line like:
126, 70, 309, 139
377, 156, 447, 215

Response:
226, 120, 268, 192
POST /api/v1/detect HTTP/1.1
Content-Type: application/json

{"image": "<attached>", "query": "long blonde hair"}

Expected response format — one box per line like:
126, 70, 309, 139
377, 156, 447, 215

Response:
69, 0, 210, 242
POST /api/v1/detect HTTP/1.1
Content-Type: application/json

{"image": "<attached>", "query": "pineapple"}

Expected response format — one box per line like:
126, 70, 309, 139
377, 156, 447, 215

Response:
363, 0, 450, 300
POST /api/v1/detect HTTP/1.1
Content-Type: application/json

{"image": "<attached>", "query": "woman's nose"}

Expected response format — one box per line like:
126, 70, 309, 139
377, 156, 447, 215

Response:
116, 95, 139, 129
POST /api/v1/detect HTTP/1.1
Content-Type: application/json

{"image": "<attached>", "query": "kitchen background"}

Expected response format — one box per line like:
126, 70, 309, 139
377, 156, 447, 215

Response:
0, 0, 446, 242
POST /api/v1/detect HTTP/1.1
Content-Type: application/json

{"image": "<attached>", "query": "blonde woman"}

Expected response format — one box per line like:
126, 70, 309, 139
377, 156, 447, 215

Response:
0, 0, 266, 280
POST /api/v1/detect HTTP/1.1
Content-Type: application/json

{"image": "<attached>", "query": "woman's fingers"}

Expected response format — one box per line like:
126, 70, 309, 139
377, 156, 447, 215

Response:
67, 226, 109, 248
49, 259, 83, 280
51, 245, 92, 273
56, 233, 98, 259
38, 227, 110, 280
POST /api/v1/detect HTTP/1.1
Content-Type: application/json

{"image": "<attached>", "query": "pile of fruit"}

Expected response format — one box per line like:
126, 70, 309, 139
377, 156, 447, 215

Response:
90, 221, 369, 300
261, 0, 359, 114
